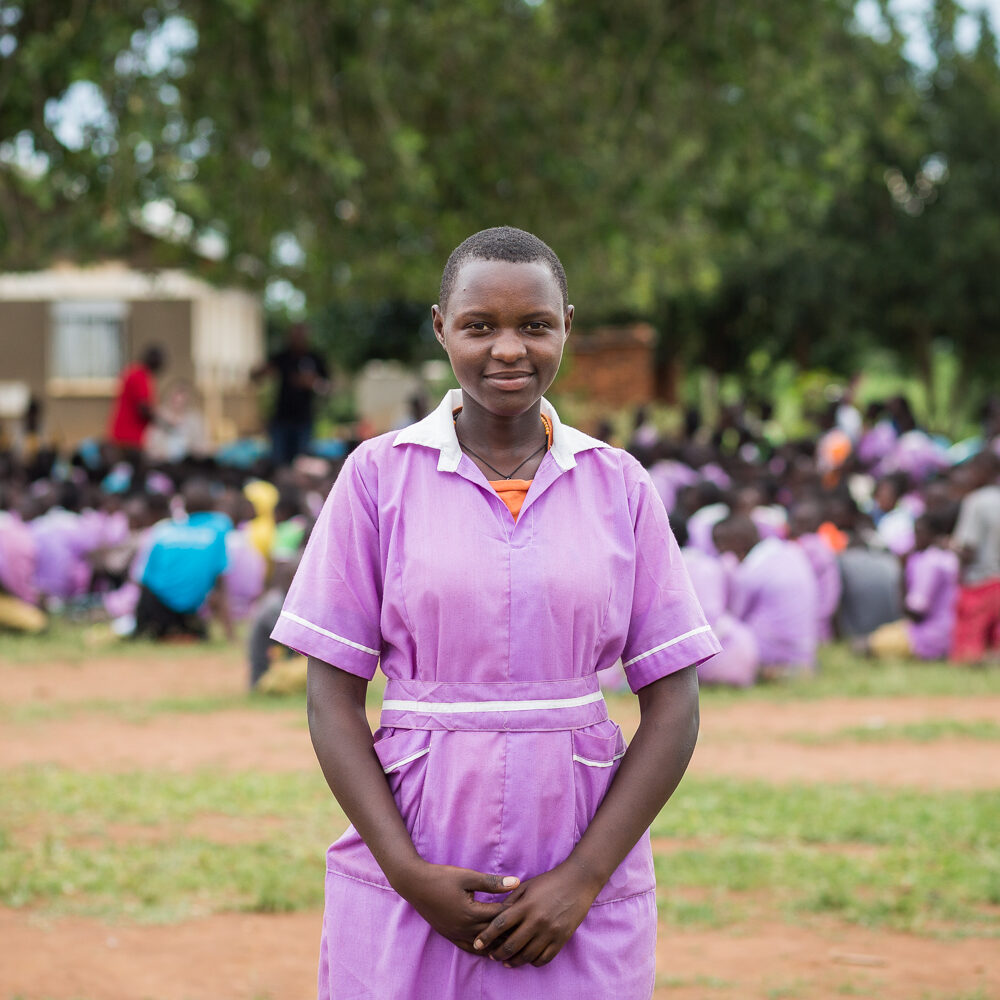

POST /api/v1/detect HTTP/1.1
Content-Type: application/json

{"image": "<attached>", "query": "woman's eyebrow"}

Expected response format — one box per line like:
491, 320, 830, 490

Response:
452, 305, 561, 324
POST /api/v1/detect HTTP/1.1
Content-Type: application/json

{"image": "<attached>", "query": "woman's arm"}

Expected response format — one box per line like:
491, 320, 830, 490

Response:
473, 664, 700, 968
306, 656, 519, 951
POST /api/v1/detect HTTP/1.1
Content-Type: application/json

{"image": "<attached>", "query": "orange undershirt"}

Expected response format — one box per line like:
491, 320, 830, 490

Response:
489, 479, 533, 521
488, 414, 553, 522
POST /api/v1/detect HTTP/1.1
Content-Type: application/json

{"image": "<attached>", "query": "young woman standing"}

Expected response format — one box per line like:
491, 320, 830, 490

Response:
272, 227, 719, 998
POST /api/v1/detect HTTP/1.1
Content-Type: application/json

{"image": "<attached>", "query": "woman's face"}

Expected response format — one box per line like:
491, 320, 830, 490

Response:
432, 259, 572, 418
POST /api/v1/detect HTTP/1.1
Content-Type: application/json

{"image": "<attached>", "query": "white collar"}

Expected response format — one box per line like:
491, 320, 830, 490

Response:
393, 388, 607, 473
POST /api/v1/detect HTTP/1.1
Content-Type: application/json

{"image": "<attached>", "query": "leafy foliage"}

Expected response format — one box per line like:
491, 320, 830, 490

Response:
1, 1, 998, 389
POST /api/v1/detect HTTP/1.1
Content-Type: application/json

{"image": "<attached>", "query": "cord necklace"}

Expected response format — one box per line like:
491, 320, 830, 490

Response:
454, 413, 548, 480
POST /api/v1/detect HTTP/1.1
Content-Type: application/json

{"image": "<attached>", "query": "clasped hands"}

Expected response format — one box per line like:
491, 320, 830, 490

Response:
394, 858, 602, 969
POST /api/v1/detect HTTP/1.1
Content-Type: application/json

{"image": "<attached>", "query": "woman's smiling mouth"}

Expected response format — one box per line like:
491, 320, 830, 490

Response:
484, 371, 534, 390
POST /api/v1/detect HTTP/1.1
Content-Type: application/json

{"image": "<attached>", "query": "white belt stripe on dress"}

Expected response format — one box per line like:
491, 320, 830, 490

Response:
381, 690, 605, 715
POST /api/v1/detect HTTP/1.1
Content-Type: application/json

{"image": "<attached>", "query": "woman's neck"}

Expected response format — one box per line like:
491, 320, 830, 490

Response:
455, 393, 546, 458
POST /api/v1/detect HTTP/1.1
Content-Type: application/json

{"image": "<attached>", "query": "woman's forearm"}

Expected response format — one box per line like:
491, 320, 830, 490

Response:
305, 656, 423, 890
566, 665, 700, 893
469, 664, 700, 966
306, 656, 516, 949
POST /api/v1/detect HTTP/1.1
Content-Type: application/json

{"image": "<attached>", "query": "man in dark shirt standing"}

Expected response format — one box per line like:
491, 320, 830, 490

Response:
253, 324, 329, 466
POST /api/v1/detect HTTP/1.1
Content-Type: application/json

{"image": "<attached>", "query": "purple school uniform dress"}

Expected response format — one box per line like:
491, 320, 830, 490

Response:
223, 528, 267, 621
272, 390, 720, 1000
682, 548, 758, 687
0, 512, 39, 604
730, 536, 818, 673
795, 533, 843, 643
30, 509, 92, 601
905, 546, 960, 660
647, 459, 698, 514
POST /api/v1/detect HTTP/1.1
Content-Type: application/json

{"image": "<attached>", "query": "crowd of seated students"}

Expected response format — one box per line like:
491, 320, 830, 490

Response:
628, 393, 1000, 685
2, 390, 998, 691
0, 440, 333, 688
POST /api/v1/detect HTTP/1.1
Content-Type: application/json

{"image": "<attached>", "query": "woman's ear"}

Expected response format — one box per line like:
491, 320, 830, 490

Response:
431, 305, 447, 350
563, 304, 574, 341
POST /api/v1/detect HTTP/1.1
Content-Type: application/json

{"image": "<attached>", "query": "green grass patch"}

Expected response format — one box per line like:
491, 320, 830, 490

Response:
1, 767, 332, 827
695, 643, 1000, 702
2, 766, 997, 934
652, 777, 1000, 935
788, 719, 1000, 745
0, 619, 239, 665
0, 691, 308, 725
0, 766, 343, 921
655, 887, 743, 928
1, 834, 326, 921
655, 973, 735, 991
0, 681, 386, 725
5, 623, 1000, 700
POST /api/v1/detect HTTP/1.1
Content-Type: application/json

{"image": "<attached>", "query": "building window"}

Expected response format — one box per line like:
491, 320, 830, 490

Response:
49, 301, 127, 390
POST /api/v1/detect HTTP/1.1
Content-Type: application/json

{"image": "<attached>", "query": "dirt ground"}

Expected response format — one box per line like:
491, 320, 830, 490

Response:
2, 652, 997, 1000
2, 906, 995, 1000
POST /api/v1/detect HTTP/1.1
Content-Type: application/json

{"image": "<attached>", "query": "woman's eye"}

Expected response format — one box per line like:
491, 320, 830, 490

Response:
524, 322, 548, 332
468, 322, 490, 332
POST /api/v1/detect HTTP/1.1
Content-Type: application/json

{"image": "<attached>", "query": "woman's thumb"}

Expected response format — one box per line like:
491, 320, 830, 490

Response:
475, 872, 520, 893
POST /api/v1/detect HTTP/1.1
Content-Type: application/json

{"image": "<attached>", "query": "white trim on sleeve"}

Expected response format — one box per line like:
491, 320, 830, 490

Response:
278, 610, 380, 657
622, 624, 714, 667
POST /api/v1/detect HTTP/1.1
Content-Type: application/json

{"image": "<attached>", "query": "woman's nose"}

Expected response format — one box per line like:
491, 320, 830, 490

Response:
491, 328, 528, 361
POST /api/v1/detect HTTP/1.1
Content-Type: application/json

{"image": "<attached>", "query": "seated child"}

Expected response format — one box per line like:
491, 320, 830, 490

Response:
0, 510, 46, 633
713, 514, 819, 677
867, 510, 959, 660
949, 452, 1000, 663
133, 480, 233, 640
681, 545, 759, 687
788, 499, 842, 643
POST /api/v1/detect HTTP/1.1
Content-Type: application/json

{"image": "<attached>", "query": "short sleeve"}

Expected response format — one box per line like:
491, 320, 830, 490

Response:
270, 450, 382, 678
621, 464, 721, 692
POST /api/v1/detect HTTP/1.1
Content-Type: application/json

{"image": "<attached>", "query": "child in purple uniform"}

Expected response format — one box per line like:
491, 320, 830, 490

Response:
682, 545, 759, 687
273, 227, 719, 999
788, 500, 842, 643
713, 514, 819, 676
868, 511, 959, 660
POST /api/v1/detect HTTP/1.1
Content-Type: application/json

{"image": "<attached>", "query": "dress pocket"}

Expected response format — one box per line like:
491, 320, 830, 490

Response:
571, 723, 627, 839
372, 728, 433, 845
571, 722, 656, 903
325, 728, 433, 887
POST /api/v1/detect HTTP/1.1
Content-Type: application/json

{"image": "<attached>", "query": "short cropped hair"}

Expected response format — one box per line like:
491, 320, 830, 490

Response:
438, 226, 568, 312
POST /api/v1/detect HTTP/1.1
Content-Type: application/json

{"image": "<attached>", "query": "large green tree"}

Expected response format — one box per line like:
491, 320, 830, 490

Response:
1, 0, 997, 399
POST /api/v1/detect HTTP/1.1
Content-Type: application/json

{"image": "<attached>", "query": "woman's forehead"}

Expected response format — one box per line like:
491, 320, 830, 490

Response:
448, 258, 564, 312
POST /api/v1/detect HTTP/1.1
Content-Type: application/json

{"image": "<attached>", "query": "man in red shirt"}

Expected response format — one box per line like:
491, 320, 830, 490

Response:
107, 345, 166, 456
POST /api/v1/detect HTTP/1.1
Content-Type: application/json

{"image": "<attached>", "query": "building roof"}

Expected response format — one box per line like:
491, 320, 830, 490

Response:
0, 263, 254, 303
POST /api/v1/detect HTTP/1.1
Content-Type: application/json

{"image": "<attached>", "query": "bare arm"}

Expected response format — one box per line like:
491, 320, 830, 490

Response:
474, 665, 700, 967
306, 657, 519, 950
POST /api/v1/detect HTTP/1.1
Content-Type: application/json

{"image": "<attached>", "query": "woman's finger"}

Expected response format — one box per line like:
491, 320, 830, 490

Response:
491, 923, 542, 967
502, 931, 549, 969
473, 904, 522, 952
531, 942, 560, 967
